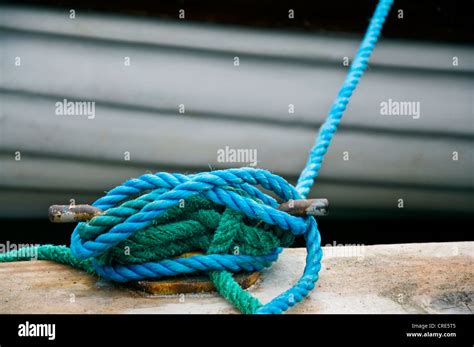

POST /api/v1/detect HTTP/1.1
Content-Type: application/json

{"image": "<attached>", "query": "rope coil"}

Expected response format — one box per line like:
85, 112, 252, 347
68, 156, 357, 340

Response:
71, 169, 322, 314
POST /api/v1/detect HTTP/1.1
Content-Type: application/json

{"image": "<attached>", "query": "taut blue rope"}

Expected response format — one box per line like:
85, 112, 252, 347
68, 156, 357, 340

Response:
297, 0, 393, 197
70, 0, 393, 314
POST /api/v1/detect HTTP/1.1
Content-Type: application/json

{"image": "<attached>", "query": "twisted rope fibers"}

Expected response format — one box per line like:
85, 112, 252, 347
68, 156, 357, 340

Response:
0, 0, 393, 314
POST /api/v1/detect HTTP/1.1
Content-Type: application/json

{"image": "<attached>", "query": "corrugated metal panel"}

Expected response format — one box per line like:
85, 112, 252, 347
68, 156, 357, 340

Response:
0, 5, 473, 218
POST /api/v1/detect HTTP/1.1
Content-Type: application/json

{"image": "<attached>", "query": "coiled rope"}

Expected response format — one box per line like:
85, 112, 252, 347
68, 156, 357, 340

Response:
0, 0, 393, 314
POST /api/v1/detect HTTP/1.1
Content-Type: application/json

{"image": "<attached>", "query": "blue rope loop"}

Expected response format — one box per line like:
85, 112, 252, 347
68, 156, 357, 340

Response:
70, 0, 393, 314
71, 169, 308, 260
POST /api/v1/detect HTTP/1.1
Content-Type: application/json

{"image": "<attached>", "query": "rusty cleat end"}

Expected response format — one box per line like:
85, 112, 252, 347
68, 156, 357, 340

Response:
278, 198, 329, 216
48, 204, 104, 223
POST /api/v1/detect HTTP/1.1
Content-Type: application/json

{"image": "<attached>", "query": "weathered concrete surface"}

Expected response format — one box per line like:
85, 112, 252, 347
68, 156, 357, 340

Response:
0, 242, 472, 314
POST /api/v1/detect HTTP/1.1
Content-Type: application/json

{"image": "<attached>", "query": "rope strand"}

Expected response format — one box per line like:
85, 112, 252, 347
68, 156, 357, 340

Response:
297, 0, 393, 197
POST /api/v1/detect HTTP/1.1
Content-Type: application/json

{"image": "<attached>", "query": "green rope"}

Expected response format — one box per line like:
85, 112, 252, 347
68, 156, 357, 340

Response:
0, 245, 95, 275
0, 195, 293, 314
93, 195, 294, 266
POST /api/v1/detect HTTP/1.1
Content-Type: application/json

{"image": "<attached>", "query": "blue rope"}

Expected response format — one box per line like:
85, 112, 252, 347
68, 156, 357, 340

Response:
71, 0, 393, 314
297, 0, 393, 197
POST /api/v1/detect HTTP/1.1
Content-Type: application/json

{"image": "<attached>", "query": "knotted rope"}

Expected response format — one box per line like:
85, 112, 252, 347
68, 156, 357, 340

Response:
0, 0, 393, 314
